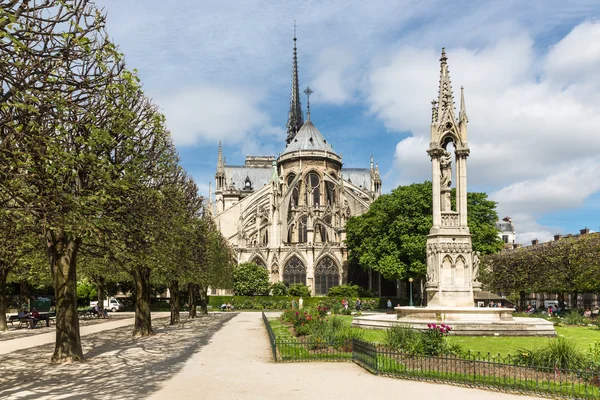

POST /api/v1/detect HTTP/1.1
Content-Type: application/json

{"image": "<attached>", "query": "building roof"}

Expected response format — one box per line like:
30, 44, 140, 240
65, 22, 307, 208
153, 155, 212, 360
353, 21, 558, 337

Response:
225, 166, 272, 190
342, 168, 371, 189
281, 120, 337, 156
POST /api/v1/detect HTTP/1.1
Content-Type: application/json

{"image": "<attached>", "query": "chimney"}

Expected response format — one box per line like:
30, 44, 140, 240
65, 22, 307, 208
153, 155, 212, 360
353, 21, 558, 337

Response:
580, 227, 590, 235
554, 234, 561, 241
531, 239, 539, 245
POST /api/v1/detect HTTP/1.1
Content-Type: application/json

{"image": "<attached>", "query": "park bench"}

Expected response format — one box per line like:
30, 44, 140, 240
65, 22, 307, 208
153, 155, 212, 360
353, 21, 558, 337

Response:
7, 315, 33, 329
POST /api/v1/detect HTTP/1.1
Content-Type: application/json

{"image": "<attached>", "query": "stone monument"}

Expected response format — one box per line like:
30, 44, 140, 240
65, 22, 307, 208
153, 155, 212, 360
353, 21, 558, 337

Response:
425, 47, 479, 308
352, 49, 555, 336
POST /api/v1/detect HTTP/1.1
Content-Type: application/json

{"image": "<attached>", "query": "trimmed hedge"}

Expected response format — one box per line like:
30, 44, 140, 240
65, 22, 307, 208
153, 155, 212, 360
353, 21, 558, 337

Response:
208, 296, 409, 311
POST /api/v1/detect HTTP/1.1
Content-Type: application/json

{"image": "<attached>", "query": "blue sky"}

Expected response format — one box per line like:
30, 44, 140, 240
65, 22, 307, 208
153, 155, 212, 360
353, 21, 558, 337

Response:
95, 0, 600, 244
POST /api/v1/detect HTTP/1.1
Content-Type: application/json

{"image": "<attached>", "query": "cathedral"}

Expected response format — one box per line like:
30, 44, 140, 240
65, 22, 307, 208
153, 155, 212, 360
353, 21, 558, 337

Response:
210, 33, 382, 296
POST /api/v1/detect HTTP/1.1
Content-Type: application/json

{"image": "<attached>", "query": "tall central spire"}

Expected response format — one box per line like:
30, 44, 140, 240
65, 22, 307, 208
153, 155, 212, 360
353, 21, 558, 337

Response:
286, 21, 304, 144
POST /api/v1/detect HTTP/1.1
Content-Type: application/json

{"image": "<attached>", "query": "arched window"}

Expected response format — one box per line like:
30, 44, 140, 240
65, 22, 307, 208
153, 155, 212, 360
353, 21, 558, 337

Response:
326, 181, 336, 205
287, 174, 299, 207
298, 216, 308, 243
305, 172, 320, 206
314, 256, 339, 295
283, 256, 306, 286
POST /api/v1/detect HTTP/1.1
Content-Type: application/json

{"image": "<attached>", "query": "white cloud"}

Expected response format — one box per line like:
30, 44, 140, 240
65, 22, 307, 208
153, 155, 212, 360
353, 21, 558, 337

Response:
366, 21, 600, 242
310, 47, 356, 104
158, 86, 270, 146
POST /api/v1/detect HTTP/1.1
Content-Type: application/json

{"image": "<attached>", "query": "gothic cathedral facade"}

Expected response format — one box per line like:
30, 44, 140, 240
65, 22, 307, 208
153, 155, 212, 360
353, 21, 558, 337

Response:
209, 34, 382, 296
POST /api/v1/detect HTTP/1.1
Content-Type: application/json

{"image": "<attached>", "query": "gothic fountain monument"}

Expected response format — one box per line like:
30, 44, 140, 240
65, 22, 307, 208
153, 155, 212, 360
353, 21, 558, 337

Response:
352, 49, 555, 336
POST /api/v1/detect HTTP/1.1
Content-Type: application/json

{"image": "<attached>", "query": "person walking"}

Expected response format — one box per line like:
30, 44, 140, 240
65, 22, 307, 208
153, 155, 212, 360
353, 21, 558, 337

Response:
387, 299, 392, 312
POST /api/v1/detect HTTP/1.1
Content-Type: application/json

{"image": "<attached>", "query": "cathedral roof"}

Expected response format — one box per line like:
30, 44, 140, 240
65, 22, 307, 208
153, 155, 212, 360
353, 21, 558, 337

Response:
225, 166, 272, 191
281, 119, 337, 156
342, 168, 372, 190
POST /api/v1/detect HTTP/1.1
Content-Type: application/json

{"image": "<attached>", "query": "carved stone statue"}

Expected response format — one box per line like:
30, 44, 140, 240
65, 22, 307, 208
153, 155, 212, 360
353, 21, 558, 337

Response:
426, 247, 437, 284
440, 150, 452, 189
472, 251, 480, 282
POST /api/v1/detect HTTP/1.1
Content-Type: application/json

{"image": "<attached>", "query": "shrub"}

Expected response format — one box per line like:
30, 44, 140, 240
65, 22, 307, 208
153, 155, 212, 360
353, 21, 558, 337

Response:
422, 323, 453, 356
312, 316, 363, 349
563, 310, 589, 326
233, 262, 270, 296
519, 337, 587, 370
588, 342, 600, 371
327, 284, 360, 298
385, 323, 458, 356
270, 282, 288, 296
385, 324, 424, 355
288, 283, 311, 297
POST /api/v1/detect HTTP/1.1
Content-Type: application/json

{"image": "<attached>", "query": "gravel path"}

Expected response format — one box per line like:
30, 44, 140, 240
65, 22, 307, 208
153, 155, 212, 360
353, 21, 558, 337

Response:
0, 313, 235, 399
148, 312, 540, 400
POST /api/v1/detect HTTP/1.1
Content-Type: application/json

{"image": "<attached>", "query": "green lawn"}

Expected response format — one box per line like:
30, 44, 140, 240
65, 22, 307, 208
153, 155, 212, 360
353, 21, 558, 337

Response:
449, 326, 600, 356
332, 314, 600, 356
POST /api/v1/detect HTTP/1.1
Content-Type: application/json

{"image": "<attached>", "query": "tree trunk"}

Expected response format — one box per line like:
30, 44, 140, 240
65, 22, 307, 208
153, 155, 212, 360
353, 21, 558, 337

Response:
169, 280, 180, 325
519, 291, 526, 311
570, 291, 578, 309
132, 264, 153, 336
199, 286, 208, 315
97, 277, 106, 313
46, 229, 84, 362
19, 279, 28, 309
558, 293, 566, 310
188, 284, 197, 319
0, 269, 9, 332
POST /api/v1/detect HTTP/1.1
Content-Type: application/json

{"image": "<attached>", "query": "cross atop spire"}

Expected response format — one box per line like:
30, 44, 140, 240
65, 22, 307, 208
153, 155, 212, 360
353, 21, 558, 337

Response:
286, 21, 304, 144
436, 47, 455, 125
304, 86, 313, 120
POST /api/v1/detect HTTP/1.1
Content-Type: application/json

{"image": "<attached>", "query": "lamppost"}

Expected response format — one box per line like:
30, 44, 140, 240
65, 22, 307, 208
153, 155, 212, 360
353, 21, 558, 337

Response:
408, 277, 414, 307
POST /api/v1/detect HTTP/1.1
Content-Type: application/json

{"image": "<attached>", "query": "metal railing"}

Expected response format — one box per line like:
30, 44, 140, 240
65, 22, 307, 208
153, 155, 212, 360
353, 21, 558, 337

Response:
261, 312, 600, 399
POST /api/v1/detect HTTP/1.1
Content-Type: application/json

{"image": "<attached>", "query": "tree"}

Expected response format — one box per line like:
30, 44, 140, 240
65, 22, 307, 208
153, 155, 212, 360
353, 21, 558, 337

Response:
0, 1, 128, 362
345, 181, 503, 281
483, 233, 600, 309
233, 262, 269, 296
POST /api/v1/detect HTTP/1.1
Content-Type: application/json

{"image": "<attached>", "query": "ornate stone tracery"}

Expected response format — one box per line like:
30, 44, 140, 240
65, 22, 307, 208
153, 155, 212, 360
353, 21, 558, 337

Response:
314, 256, 339, 295
283, 255, 306, 285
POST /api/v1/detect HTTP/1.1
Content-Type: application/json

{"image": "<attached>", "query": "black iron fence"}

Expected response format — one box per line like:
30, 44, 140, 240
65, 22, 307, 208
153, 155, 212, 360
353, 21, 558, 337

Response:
261, 312, 600, 399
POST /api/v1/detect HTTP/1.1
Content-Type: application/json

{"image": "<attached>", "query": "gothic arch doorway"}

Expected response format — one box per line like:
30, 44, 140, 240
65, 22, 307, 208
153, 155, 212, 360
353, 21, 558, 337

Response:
283, 255, 306, 286
314, 256, 339, 295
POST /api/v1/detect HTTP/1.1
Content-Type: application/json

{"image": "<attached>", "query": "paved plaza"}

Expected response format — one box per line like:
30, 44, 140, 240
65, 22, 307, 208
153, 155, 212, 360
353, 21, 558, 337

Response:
0, 312, 540, 399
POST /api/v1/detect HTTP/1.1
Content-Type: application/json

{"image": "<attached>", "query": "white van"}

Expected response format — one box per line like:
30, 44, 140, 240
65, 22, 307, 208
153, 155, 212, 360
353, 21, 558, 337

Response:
544, 300, 559, 309
90, 297, 123, 312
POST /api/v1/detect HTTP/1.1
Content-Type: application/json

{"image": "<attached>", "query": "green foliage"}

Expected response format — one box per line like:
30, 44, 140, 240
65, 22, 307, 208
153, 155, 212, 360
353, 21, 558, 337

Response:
270, 282, 288, 296
484, 233, 600, 305
587, 342, 600, 371
384, 323, 459, 356
518, 337, 587, 370
288, 283, 311, 297
233, 262, 270, 296
346, 181, 502, 280
327, 284, 360, 298
563, 311, 589, 326
76, 279, 97, 302
385, 325, 424, 354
